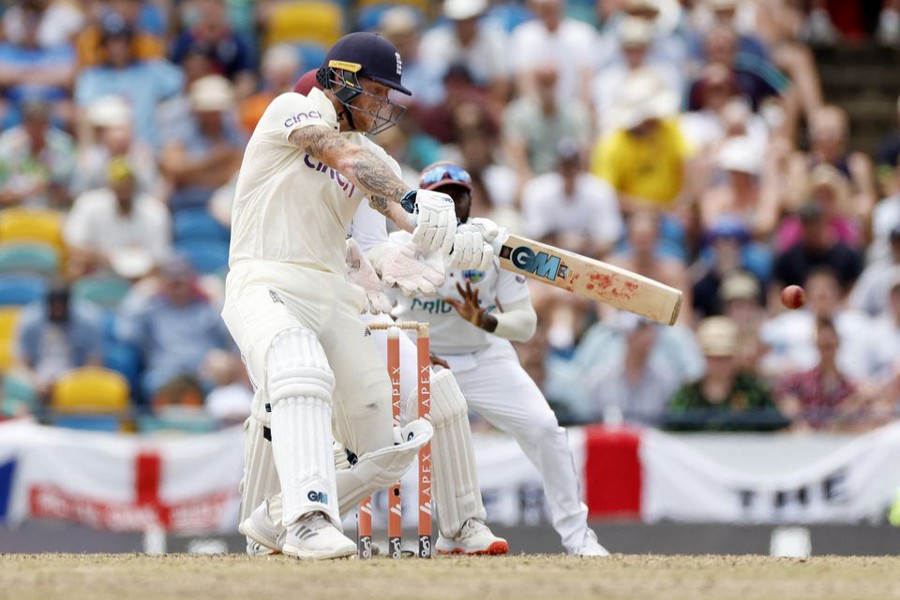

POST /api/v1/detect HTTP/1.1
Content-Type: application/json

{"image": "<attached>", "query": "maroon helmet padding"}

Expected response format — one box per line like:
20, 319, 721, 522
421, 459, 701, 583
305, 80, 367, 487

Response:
293, 69, 321, 95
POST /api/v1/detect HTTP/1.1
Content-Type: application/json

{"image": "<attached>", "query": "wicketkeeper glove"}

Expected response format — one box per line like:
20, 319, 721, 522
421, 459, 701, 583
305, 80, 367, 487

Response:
345, 238, 394, 314
368, 241, 445, 297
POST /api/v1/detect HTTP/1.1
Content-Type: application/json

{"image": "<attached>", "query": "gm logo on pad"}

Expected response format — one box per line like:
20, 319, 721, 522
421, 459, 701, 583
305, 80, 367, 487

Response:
307, 490, 329, 504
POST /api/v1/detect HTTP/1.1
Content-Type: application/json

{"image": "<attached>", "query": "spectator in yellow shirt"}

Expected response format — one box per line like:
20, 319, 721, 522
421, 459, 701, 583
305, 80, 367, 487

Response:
590, 70, 693, 214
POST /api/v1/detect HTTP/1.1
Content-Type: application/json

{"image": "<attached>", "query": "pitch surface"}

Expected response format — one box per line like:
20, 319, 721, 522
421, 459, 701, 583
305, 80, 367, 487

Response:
3, 553, 898, 600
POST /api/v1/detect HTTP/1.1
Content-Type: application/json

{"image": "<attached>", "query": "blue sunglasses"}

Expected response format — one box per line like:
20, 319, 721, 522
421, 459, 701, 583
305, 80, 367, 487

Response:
419, 164, 472, 188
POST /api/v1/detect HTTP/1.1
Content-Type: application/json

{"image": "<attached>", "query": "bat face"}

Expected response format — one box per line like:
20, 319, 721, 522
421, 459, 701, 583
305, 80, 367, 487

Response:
496, 235, 683, 325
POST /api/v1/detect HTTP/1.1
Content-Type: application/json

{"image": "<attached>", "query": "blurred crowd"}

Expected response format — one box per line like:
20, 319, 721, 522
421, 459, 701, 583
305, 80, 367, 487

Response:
0, 0, 898, 436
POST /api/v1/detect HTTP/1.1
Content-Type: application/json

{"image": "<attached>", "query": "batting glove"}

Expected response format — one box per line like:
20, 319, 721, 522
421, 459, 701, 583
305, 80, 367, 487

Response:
404, 189, 457, 256
467, 217, 503, 243
449, 223, 494, 272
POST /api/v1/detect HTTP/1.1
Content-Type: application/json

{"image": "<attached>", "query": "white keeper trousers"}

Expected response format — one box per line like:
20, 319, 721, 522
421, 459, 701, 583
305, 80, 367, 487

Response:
440, 336, 591, 553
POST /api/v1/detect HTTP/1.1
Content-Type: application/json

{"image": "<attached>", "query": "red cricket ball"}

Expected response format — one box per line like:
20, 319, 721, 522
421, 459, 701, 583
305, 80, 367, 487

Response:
781, 285, 806, 310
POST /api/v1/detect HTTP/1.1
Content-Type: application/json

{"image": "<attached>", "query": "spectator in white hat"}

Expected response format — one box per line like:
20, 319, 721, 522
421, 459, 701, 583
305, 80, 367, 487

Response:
592, 16, 684, 135
698, 134, 780, 239
72, 95, 160, 196
160, 74, 246, 213
596, 0, 690, 76
666, 316, 785, 432
590, 69, 692, 213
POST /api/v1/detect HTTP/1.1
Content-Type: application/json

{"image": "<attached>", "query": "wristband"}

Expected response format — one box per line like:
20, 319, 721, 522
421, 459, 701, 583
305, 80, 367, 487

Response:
480, 313, 498, 333
400, 190, 417, 214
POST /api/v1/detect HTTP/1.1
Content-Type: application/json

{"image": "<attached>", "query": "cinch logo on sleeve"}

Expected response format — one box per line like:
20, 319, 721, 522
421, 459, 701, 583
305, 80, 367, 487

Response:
284, 110, 323, 128
303, 154, 357, 198
509, 246, 568, 281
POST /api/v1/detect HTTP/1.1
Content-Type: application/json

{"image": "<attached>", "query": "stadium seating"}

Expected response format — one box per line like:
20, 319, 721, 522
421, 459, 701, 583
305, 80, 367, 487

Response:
355, 0, 430, 13
0, 243, 60, 278
175, 239, 230, 275
264, 1, 345, 48
0, 208, 65, 251
49, 367, 131, 431
2, 373, 37, 418
71, 274, 132, 311
0, 275, 48, 306
173, 208, 230, 244
52, 415, 122, 432
0, 306, 21, 370
101, 340, 143, 403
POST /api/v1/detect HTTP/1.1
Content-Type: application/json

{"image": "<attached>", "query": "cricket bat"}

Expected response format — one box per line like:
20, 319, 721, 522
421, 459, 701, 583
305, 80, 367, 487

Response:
494, 233, 683, 326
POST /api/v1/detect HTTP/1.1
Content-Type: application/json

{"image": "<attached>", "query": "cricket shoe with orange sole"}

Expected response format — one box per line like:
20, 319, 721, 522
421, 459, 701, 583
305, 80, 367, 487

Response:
435, 518, 509, 555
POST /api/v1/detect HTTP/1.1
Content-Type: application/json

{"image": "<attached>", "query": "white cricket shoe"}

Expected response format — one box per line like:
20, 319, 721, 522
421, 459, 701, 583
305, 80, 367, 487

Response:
282, 511, 357, 560
435, 518, 509, 555
572, 530, 610, 557
246, 539, 278, 556
239, 499, 282, 555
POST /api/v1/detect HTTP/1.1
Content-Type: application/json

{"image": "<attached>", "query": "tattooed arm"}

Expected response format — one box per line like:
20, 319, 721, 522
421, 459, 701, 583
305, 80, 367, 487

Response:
290, 125, 457, 253
369, 195, 415, 233
289, 125, 410, 204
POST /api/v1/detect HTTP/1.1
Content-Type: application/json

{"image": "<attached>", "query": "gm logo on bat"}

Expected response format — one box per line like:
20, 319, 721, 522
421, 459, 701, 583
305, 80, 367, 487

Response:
505, 245, 568, 281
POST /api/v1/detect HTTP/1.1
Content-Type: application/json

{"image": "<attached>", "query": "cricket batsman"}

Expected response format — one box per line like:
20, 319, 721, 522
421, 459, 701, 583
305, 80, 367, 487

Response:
236, 62, 507, 557
221, 32, 491, 560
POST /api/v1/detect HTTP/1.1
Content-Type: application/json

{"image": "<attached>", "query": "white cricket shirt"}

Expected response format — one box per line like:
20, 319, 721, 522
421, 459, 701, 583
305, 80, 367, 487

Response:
229, 89, 401, 276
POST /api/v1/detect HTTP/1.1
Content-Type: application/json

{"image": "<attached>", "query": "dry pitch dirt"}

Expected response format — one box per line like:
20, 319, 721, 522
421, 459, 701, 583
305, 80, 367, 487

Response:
2, 554, 898, 600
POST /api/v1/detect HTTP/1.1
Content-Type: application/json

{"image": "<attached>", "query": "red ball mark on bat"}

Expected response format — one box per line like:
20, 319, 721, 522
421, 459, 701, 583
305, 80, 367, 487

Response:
590, 273, 613, 289
617, 281, 639, 299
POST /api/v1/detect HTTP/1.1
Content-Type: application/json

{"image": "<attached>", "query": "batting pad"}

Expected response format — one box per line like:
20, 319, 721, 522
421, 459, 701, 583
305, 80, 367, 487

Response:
267, 328, 340, 528
239, 413, 280, 524
271, 396, 340, 528
429, 369, 486, 537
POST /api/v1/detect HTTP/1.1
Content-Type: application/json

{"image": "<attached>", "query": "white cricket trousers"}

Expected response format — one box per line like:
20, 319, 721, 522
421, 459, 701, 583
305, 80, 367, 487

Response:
222, 260, 395, 456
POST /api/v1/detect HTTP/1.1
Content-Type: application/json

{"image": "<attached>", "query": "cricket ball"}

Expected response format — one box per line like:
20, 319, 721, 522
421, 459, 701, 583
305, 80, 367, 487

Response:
781, 285, 806, 310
